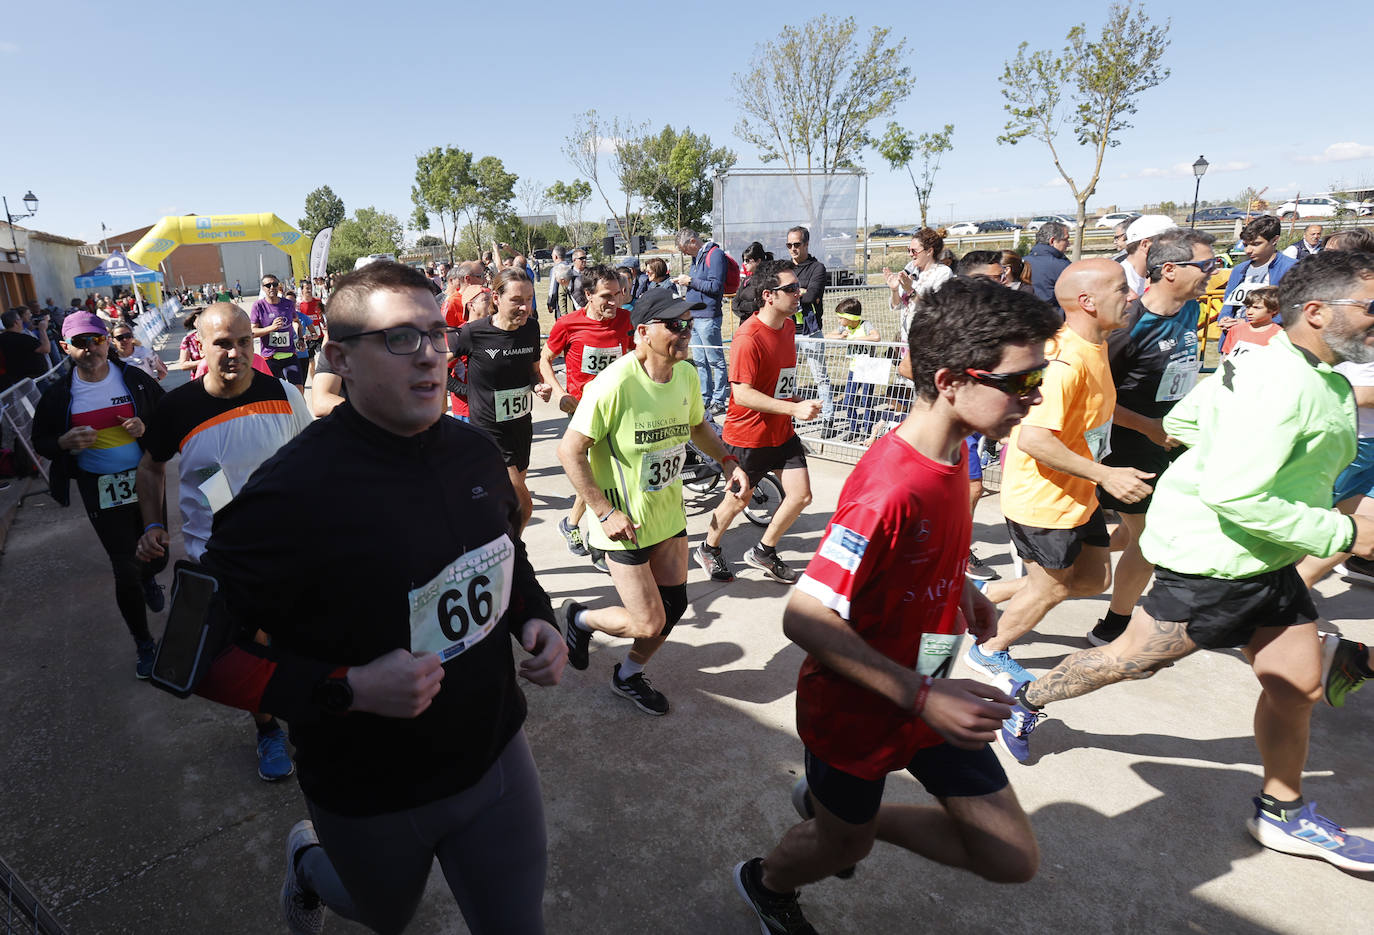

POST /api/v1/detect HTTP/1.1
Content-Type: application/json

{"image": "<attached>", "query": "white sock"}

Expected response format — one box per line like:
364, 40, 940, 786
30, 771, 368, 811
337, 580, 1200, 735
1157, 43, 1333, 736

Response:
573, 610, 590, 631
619, 657, 644, 679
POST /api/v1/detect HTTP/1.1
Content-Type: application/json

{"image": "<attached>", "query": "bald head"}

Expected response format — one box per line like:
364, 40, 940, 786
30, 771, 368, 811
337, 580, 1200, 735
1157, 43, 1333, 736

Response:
197, 301, 249, 336
1055, 259, 1130, 335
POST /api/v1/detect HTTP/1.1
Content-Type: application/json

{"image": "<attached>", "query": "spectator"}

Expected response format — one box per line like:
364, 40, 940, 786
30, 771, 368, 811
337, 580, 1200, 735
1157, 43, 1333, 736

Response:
1282, 224, 1323, 261
109, 325, 168, 381
644, 257, 676, 294
828, 297, 882, 441
786, 226, 835, 434
886, 228, 954, 341
568, 248, 589, 307
674, 227, 730, 414
620, 256, 649, 304
168, 312, 206, 373
731, 242, 771, 321
1025, 221, 1071, 304
1001, 250, 1033, 293
954, 250, 1006, 281
1218, 215, 1297, 329
0, 307, 52, 390
549, 262, 577, 320
546, 246, 568, 309
1119, 215, 1176, 300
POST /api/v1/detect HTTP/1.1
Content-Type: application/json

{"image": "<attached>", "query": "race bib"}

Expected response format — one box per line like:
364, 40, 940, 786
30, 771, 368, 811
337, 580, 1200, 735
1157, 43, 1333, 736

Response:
915, 632, 960, 678
408, 535, 515, 663
641, 444, 686, 492
267, 330, 292, 349
581, 345, 622, 375
97, 469, 138, 510
774, 366, 797, 399
1155, 358, 1200, 402
1084, 421, 1112, 463
850, 355, 892, 387
494, 385, 532, 422
1225, 281, 1267, 308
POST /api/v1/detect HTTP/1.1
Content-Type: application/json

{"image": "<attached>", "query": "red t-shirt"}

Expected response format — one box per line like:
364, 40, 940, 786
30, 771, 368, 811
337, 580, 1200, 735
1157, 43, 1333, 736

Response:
794, 431, 972, 780
442, 291, 465, 329
1221, 320, 1281, 357
544, 307, 634, 401
723, 314, 797, 449
297, 299, 324, 341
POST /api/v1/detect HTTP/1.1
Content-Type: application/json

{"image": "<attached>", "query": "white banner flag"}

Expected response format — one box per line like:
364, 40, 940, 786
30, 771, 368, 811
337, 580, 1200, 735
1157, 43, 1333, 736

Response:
309, 227, 333, 281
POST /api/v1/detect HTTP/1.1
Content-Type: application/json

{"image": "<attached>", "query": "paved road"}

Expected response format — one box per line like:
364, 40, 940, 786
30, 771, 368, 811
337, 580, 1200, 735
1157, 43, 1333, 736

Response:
1, 325, 1370, 933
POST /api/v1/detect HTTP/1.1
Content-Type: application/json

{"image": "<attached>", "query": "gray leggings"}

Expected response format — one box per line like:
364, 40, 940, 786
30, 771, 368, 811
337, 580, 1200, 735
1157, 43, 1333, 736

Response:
301, 730, 546, 935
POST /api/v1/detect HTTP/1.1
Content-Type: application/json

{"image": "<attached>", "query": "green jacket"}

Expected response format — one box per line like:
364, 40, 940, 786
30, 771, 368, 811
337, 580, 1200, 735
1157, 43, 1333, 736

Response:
1140, 332, 1358, 578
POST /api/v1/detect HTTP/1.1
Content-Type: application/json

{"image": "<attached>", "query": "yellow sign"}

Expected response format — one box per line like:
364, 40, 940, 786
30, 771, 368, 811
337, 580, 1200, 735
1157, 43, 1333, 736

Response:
127, 213, 312, 286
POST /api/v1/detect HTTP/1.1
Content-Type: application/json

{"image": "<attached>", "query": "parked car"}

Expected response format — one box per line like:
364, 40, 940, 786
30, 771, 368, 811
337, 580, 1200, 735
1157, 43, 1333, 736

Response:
1026, 215, 1077, 232
1095, 212, 1139, 229
946, 222, 978, 236
1187, 206, 1248, 222
869, 227, 913, 238
977, 219, 1020, 233
1276, 197, 1345, 219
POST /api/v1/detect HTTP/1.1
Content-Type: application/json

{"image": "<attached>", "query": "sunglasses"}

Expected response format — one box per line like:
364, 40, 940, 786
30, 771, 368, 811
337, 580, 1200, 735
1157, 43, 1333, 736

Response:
1304, 298, 1374, 316
335, 324, 456, 355
262, 282, 280, 289
965, 364, 1047, 398
656, 317, 693, 334
767, 282, 802, 294
786, 242, 805, 249
69, 334, 109, 349
113, 333, 135, 341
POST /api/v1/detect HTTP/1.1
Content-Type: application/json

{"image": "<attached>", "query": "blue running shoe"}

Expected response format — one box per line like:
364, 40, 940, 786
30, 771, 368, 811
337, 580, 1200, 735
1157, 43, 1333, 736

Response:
964, 641, 1035, 685
997, 679, 1043, 763
135, 639, 157, 680
1247, 799, 1374, 872
257, 727, 296, 782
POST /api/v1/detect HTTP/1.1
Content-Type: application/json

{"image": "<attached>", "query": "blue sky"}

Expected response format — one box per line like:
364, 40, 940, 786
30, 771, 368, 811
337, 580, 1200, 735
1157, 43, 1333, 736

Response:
8, 0, 1373, 244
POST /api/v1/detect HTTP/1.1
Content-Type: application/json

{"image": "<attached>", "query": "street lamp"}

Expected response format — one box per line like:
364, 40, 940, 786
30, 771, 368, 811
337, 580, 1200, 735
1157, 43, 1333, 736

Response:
4, 189, 39, 256
1189, 156, 1209, 229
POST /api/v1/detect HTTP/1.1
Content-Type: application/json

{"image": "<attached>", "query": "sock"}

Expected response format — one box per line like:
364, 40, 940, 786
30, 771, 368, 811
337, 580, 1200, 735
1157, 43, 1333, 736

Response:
255, 716, 281, 736
573, 610, 590, 631
1101, 610, 1131, 630
702, 543, 722, 555
1257, 793, 1304, 820
619, 657, 645, 679
1016, 682, 1043, 711
754, 542, 777, 557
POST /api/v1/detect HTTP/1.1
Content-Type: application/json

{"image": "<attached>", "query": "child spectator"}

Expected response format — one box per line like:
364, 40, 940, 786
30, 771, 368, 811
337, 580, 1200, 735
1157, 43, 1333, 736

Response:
1221, 286, 1282, 358
829, 297, 883, 441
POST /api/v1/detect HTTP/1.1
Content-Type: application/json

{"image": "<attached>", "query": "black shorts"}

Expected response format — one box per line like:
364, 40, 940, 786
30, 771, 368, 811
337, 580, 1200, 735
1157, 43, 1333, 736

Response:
1141, 564, 1317, 650
804, 743, 1008, 827
727, 434, 807, 487
599, 528, 687, 566
1097, 440, 1181, 514
1005, 507, 1111, 570
267, 356, 304, 385
477, 417, 533, 471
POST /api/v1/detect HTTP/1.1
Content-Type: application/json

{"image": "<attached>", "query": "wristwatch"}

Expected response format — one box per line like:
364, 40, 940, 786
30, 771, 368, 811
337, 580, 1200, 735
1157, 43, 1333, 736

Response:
313, 669, 353, 713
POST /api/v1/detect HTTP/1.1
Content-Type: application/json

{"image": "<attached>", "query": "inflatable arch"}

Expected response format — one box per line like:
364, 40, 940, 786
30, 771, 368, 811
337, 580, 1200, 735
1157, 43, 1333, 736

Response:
127, 213, 312, 288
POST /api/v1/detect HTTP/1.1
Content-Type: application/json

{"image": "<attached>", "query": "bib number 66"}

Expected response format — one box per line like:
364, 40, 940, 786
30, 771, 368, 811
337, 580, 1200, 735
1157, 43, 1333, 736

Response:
437, 575, 493, 641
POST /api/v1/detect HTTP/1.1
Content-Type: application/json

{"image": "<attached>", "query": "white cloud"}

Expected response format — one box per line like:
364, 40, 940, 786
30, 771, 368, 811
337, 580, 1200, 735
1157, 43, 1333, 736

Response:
1133, 160, 1252, 180
1294, 142, 1374, 164
0, 42, 18, 54
1040, 177, 1068, 188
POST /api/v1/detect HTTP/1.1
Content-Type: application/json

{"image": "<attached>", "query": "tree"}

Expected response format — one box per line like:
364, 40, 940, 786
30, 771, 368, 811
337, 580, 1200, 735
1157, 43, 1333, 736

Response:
622, 125, 736, 235
563, 110, 652, 247
415, 235, 444, 247
874, 122, 953, 229
469, 155, 518, 246
998, 2, 1171, 258
546, 179, 593, 248
328, 207, 404, 273
298, 185, 345, 238
410, 146, 475, 262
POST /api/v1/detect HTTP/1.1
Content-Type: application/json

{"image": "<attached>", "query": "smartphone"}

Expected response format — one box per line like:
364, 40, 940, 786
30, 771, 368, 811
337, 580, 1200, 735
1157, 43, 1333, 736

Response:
150, 563, 220, 697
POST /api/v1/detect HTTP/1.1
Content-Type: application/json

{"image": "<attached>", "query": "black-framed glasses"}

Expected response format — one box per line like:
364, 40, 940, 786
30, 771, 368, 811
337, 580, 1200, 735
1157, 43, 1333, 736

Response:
766, 282, 802, 294
965, 364, 1047, 398
1302, 298, 1374, 316
261, 281, 280, 289
656, 317, 693, 334
112, 333, 135, 342
335, 325, 456, 355
69, 334, 108, 349
786, 241, 805, 249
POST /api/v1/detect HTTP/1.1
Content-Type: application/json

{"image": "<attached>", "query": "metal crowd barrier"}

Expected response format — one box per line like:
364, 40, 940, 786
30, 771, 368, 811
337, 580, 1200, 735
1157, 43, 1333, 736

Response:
1, 855, 68, 935
0, 359, 68, 486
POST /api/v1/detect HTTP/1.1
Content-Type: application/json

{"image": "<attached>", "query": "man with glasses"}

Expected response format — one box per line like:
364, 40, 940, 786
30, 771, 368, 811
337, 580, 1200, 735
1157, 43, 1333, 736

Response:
250, 276, 305, 391
31, 311, 167, 679
1088, 229, 1214, 646
674, 227, 731, 415
1025, 221, 1072, 305
786, 226, 838, 437
557, 289, 749, 715
135, 302, 313, 782
965, 260, 1150, 688
569, 248, 589, 308
996, 250, 1374, 872
1117, 215, 1175, 301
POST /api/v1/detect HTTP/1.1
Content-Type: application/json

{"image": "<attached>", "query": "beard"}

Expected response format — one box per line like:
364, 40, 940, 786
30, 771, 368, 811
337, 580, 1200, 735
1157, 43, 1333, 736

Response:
1325, 313, 1374, 364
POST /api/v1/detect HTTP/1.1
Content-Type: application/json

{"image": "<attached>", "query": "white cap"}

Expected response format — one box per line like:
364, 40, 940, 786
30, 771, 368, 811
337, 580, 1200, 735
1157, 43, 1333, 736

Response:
1125, 214, 1176, 244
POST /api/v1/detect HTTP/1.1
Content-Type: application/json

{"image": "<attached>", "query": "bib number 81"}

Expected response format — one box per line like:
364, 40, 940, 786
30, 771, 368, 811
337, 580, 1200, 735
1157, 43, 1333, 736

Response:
437, 575, 493, 641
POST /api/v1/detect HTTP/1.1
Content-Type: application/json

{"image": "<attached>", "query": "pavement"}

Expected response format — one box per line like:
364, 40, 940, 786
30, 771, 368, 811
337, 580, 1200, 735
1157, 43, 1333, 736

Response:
1, 320, 1371, 934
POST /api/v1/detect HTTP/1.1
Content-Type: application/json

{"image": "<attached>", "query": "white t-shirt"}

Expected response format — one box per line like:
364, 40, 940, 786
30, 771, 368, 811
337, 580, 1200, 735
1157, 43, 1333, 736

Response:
1336, 360, 1374, 439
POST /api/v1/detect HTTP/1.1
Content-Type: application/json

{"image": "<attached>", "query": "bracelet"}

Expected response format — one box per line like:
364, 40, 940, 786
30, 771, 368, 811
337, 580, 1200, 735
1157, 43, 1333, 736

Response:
143, 523, 165, 534
1344, 515, 1360, 555
598, 508, 616, 523
720, 454, 740, 467
913, 674, 933, 716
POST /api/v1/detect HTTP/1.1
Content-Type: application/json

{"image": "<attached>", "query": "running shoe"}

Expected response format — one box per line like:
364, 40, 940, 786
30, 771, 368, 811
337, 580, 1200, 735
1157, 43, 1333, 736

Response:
964, 641, 1035, 685
142, 577, 166, 613
135, 639, 157, 681
789, 778, 855, 879
696, 543, 735, 582
997, 678, 1043, 764
965, 549, 1000, 582
1335, 554, 1374, 586
559, 516, 589, 556
611, 663, 669, 716
281, 819, 326, 935
1319, 633, 1369, 708
561, 599, 591, 670
733, 858, 817, 935
744, 546, 799, 584
1246, 799, 1374, 872
257, 728, 296, 782
710, 402, 729, 416
1087, 616, 1128, 647
590, 548, 609, 575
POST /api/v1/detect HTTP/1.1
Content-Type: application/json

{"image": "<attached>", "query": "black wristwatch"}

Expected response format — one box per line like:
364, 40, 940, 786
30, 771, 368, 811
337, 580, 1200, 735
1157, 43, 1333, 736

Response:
313, 670, 353, 714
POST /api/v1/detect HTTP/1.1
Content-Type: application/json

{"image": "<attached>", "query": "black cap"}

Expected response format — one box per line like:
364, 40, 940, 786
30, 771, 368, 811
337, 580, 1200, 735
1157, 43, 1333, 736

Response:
630, 289, 704, 327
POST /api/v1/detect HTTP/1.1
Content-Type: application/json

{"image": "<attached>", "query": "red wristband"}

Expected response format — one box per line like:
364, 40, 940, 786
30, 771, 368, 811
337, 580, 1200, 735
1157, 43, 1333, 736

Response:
720, 454, 740, 467
913, 674, 933, 716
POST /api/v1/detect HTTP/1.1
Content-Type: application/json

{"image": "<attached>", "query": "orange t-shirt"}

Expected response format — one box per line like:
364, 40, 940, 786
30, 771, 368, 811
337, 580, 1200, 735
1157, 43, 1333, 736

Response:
999, 324, 1115, 529
723, 314, 798, 449
1221, 320, 1281, 357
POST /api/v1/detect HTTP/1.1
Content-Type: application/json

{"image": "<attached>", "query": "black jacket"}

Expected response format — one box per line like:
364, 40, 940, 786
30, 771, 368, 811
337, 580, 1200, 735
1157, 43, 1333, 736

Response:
792, 255, 827, 334
31, 358, 166, 507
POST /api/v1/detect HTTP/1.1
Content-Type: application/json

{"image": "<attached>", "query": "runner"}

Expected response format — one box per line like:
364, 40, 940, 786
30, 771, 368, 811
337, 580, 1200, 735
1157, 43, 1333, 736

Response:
556, 288, 750, 715
967, 260, 1149, 684
250, 274, 305, 392
31, 311, 167, 678
998, 250, 1374, 872
734, 278, 1059, 934
448, 269, 551, 532
134, 302, 314, 782
695, 259, 821, 584
537, 265, 634, 558
297, 280, 325, 385
192, 261, 565, 934
1089, 229, 1215, 646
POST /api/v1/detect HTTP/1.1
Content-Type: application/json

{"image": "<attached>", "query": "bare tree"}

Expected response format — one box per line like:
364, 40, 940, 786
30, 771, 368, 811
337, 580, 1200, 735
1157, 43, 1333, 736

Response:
563, 110, 650, 247
875, 122, 954, 229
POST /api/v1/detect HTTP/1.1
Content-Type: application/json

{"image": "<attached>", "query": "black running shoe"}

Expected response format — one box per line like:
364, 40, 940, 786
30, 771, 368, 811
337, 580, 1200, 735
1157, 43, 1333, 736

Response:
695, 543, 735, 582
744, 546, 799, 584
733, 858, 817, 935
964, 549, 999, 582
142, 577, 166, 613
561, 599, 591, 670
611, 663, 669, 716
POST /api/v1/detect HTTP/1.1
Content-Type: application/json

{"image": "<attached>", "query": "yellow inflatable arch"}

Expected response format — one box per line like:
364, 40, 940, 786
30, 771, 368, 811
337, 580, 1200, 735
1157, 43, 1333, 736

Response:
127, 213, 312, 288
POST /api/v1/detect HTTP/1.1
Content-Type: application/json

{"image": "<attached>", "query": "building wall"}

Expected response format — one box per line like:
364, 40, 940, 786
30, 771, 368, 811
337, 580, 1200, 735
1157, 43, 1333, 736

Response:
24, 236, 91, 305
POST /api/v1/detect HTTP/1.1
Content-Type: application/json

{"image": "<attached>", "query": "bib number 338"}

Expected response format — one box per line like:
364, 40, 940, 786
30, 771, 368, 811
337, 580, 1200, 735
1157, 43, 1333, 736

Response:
408, 535, 515, 662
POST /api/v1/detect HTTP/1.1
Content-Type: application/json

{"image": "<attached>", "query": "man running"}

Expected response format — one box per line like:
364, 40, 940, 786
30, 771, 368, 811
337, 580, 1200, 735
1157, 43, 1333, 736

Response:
556, 289, 749, 715
967, 260, 1150, 685
250, 275, 305, 392
1090, 229, 1216, 645
734, 279, 1058, 934
538, 265, 634, 558
195, 261, 566, 934
998, 250, 1374, 872
135, 302, 314, 782
696, 259, 821, 584
31, 311, 167, 678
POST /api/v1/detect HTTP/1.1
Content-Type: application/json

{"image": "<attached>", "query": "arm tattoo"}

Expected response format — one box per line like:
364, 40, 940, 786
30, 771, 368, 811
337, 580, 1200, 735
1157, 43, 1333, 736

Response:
1027, 618, 1197, 707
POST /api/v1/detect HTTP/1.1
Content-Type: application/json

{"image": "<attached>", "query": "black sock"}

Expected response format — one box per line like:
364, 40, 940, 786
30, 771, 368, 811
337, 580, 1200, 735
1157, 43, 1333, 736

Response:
256, 717, 281, 736
1257, 793, 1304, 819
703, 543, 721, 555
1016, 682, 1043, 711
754, 542, 776, 557
1101, 610, 1131, 630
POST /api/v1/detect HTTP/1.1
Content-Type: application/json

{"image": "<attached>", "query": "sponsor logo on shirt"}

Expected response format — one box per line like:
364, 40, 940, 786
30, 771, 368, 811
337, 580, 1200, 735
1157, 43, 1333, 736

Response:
1157, 337, 1177, 352
109, 394, 132, 405
817, 524, 868, 573
634, 424, 691, 445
